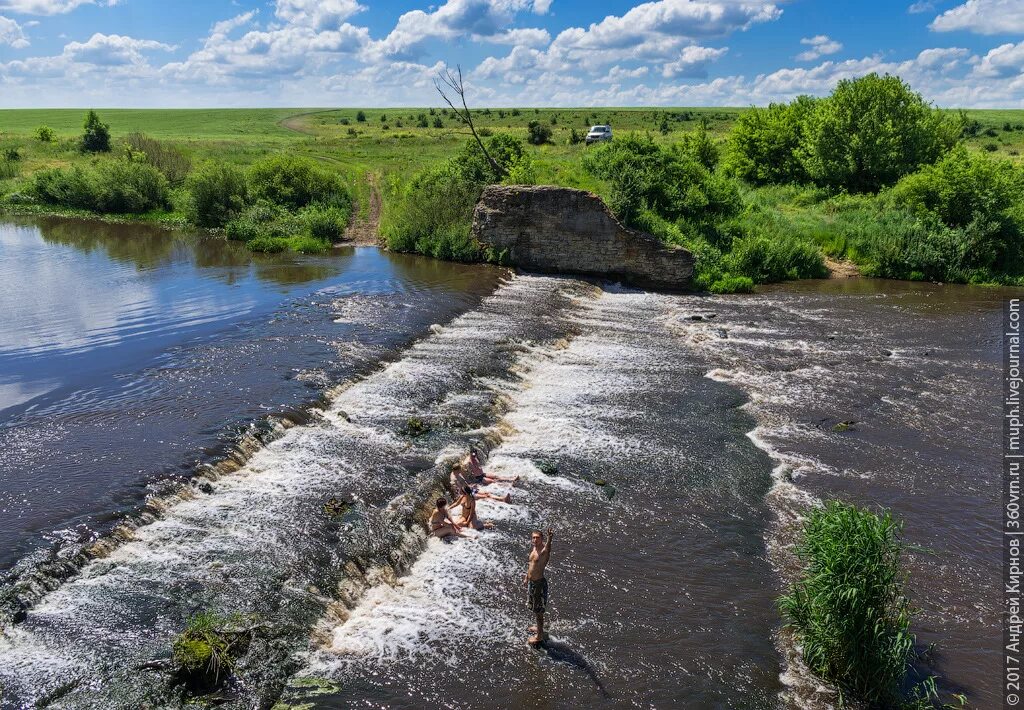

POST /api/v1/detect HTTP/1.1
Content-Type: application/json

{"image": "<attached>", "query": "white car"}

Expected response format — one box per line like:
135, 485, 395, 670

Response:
585, 125, 612, 145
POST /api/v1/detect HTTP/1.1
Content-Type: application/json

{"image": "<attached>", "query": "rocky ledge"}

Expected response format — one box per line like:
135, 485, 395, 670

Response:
471, 185, 694, 291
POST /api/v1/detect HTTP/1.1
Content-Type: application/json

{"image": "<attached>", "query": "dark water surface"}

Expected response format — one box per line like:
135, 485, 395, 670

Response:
0, 217, 1005, 709
0, 217, 502, 572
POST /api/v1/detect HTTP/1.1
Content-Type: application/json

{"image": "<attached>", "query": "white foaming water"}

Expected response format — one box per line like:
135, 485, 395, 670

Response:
306, 285, 774, 703
0, 274, 582, 706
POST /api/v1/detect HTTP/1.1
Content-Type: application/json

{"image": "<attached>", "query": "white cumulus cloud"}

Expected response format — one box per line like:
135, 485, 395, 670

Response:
661, 45, 727, 77
274, 0, 364, 31
930, 0, 1024, 35
797, 35, 842, 61
0, 14, 29, 47
63, 32, 175, 66
0, 0, 117, 15
972, 41, 1024, 78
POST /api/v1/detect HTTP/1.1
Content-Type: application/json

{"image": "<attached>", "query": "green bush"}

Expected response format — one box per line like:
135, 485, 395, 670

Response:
288, 235, 331, 254
124, 132, 191, 185
800, 74, 959, 192
708, 274, 754, 293
0, 160, 19, 180
382, 162, 482, 261
677, 122, 720, 171
92, 160, 171, 213
724, 233, 828, 282
527, 120, 553, 145
35, 126, 56, 143
356, 110, 366, 122
246, 235, 288, 253
583, 133, 741, 230
31, 160, 169, 214
779, 501, 931, 707
80, 110, 111, 153
890, 146, 1023, 233
184, 162, 249, 228
302, 203, 350, 242
247, 155, 350, 211
725, 96, 815, 185
383, 134, 531, 262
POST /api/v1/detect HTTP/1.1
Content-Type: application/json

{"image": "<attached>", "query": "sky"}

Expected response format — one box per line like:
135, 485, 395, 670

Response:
0, 0, 1022, 108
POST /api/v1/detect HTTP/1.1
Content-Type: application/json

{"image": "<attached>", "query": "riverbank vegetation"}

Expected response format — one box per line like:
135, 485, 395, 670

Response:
779, 501, 950, 708
1, 78, 1022, 284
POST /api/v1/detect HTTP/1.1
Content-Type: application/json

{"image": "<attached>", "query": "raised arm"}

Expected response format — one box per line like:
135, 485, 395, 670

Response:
543, 528, 553, 557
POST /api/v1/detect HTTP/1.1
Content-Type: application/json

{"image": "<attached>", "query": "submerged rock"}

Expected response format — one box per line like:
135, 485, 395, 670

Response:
534, 460, 559, 476
403, 417, 431, 438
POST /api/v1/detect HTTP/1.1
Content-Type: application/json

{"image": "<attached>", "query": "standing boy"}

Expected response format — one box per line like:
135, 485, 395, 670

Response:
525, 528, 553, 645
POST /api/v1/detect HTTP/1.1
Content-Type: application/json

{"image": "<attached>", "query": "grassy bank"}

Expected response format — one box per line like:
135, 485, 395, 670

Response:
2, 89, 1023, 285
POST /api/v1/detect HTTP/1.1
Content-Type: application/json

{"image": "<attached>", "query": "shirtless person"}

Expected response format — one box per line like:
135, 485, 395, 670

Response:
451, 463, 510, 504
428, 498, 469, 539
525, 528, 553, 646
468, 450, 518, 484
450, 485, 493, 531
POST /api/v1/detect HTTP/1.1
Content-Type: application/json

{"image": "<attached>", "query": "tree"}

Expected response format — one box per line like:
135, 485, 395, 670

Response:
356, 110, 366, 122
35, 126, 56, 143
799, 74, 958, 193
434, 64, 505, 177
725, 96, 815, 185
80, 110, 111, 153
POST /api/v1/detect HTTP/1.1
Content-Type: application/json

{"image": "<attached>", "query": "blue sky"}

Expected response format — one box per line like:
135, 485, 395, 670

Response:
0, 0, 1022, 107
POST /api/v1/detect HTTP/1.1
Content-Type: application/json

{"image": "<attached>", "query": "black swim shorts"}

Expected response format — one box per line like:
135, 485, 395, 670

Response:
527, 577, 548, 613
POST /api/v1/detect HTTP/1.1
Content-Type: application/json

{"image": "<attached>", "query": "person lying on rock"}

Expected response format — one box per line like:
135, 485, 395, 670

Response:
451, 463, 510, 503
429, 498, 470, 539
450, 485, 493, 531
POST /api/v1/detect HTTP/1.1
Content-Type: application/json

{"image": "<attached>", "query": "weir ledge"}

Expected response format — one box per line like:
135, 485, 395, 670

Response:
471, 184, 694, 291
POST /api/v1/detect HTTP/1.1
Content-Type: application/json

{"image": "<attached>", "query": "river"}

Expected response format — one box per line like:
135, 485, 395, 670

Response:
0, 217, 1003, 708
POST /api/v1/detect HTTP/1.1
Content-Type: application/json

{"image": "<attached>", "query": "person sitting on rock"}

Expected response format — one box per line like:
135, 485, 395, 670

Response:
451, 463, 510, 503
429, 498, 470, 540
450, 485, 493, 531
468, 450, 518, 484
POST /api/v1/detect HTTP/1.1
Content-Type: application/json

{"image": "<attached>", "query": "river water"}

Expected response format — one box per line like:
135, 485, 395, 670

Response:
0, 218, 1004, 708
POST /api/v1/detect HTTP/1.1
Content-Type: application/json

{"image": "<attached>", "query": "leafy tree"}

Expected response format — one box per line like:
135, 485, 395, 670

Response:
725, 96, 816, 185
432, 116, 443, 128
800, 74, 958, 192
35, 126, 56, 143
526, 120, 552, 145
80, 110, 111, 153
356, 110, 366, 122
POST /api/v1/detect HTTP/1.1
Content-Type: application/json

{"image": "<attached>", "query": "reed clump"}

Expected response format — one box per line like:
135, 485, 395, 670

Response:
779, 501, 937, 707
172, 612, 243, 691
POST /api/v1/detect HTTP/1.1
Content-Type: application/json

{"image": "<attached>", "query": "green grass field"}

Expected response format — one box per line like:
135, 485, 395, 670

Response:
2, 105, 1021, 183
1, 104, 1022, 238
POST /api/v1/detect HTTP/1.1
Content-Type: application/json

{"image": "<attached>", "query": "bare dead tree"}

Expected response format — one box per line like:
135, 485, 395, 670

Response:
434, 64, 506, 177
